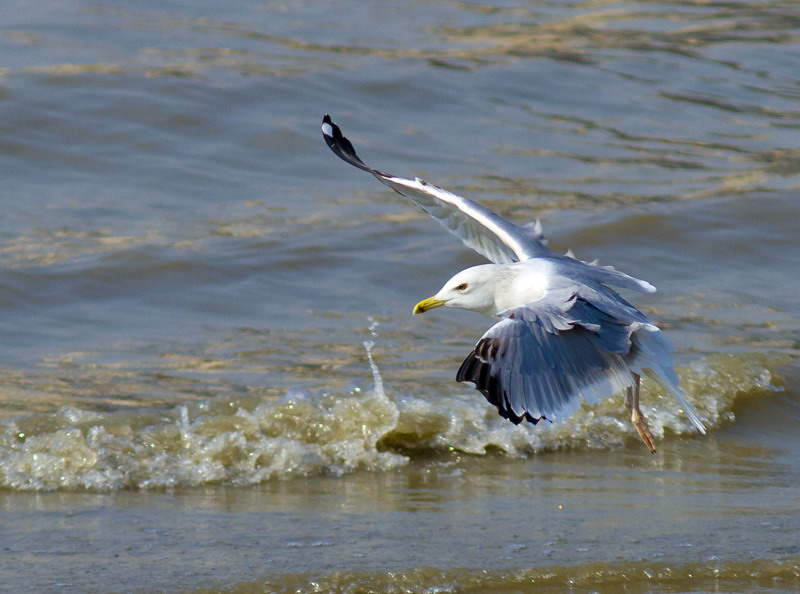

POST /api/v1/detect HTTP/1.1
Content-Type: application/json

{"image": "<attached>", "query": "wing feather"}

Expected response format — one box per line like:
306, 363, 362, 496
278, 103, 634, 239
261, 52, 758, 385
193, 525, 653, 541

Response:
457, 296, 637, 425
322, 115, 551, 264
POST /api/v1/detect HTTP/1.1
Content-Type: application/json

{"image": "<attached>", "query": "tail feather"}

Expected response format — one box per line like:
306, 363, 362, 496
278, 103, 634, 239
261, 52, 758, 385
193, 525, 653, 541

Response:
631, 329, 706, 434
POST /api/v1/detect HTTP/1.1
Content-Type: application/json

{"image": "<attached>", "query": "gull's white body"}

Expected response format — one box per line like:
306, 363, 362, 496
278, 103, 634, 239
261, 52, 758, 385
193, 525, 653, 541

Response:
322, 115, 705, 445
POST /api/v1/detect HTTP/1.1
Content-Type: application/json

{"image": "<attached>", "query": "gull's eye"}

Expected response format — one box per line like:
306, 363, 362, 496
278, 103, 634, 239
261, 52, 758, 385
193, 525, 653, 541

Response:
456, 283, 468, 291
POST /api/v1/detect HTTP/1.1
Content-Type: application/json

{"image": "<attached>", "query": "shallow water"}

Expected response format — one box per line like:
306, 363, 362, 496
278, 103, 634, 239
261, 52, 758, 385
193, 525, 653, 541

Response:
1, 0, 799, 591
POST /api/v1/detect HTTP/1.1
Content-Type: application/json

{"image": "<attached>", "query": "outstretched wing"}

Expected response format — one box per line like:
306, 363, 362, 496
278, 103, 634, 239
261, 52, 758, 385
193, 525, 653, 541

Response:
456, 292, 638, 425
322, 114, 551, 265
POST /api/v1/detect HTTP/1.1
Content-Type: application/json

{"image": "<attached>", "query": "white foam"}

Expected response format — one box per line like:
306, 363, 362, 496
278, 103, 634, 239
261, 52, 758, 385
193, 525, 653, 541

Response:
0, 352, 789, 491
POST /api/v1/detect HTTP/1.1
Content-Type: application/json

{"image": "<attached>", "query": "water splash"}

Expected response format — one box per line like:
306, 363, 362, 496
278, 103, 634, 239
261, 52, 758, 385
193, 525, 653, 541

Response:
0, 352, 791, 491
363, 317, 385, 400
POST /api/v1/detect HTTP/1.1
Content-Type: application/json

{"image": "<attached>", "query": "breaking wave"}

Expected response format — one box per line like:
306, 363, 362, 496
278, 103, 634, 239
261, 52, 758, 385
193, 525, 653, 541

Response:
0, 346, 790, 491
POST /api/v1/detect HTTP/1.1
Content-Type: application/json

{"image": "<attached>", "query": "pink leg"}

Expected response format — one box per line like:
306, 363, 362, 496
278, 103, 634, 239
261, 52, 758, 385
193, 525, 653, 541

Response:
625, 372, 656, 454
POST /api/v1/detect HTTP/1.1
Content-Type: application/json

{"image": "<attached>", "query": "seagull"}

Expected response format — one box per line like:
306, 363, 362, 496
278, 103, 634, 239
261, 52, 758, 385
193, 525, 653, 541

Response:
321, 114, 705, 452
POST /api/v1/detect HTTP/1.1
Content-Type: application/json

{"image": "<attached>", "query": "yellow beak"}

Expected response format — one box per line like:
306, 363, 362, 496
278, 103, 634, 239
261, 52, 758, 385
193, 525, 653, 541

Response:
413, 296, 446, 315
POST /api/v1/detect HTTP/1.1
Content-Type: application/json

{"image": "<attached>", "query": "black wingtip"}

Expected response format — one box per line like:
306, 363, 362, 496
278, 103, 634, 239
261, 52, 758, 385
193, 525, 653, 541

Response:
457, 344, 547, 427
321, 114, 376, 174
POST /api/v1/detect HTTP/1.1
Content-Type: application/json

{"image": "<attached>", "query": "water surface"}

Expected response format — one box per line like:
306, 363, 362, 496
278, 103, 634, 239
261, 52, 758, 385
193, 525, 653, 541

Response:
1, 0, 799, 591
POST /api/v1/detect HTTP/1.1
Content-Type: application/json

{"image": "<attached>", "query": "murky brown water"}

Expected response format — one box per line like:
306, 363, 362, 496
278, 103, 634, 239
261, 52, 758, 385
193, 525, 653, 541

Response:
1, 0, 799, 591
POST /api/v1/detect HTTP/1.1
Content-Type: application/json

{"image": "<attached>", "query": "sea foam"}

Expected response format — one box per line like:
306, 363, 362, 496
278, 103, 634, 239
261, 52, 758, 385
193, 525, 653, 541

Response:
0, 349, 789, 491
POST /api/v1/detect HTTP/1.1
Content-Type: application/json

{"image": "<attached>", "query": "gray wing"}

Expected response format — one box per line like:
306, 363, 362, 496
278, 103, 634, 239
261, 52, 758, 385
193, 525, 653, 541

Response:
457, 286, 705, 432
322, 115, 552, 264
556, 253, 656, 294
456, 290, 639, 425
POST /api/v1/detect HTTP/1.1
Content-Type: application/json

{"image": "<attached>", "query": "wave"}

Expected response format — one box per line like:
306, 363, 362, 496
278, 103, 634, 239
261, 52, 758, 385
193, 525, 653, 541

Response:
0, 346, 791, 491
191, 556, 800, 594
